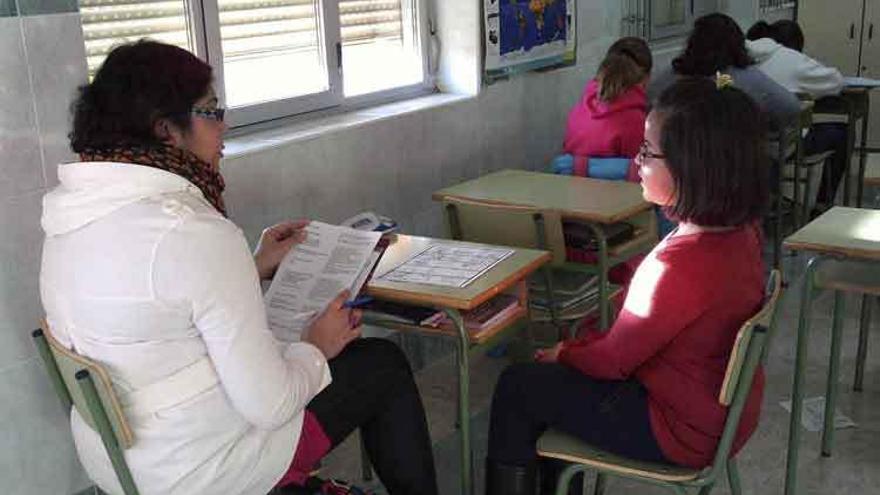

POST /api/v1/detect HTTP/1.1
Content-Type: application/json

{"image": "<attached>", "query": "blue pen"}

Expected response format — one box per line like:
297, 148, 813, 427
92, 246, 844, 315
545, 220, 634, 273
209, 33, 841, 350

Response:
343, 295, 373, 309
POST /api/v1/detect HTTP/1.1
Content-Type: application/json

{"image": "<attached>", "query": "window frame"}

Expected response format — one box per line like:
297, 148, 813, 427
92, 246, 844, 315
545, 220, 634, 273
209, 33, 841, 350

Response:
183, 0, 433, 128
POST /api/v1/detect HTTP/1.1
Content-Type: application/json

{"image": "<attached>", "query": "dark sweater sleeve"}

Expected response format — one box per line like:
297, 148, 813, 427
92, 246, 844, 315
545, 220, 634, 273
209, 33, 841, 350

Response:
558, 244, 708, 379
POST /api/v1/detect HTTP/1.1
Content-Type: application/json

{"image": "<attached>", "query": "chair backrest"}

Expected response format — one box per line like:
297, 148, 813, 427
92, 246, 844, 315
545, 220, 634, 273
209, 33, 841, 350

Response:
32, 321, 134, 449
706, 269, 782, 474
442, 197, 566, 266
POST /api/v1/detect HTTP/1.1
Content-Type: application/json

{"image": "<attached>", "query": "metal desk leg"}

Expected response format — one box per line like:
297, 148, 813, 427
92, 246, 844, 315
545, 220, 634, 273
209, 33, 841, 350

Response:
843, 105, 857, 206
853, 295, 873, 392
585, 223, 610, 330
821, 291, 846, 457
856, 99, 870, 207
784, 255, 824, 495
446, 308, 473, 495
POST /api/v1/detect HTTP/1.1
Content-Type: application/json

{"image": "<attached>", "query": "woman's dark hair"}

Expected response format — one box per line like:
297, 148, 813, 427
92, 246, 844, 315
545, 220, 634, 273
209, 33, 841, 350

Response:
746, 20, 773, 41
597, 37, 652, 102
69, 40, 213, 152
770, 20, 805, 52
652, 77, 769, 227
672, 13, 752, 76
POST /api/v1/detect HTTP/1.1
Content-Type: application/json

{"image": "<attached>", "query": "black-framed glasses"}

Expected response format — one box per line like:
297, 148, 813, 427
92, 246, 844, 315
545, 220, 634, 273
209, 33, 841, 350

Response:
192, 107, 226, 122
638, 140, 665, 161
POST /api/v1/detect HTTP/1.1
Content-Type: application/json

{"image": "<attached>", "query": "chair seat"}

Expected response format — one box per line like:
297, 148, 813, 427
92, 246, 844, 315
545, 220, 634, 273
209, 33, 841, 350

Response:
536, 429, 702, 483
815, 260, 880, 296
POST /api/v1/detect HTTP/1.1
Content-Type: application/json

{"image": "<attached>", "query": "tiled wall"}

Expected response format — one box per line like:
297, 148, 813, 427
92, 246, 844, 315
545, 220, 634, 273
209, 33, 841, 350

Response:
0, 1, 641, 493
1, 0, 92, 492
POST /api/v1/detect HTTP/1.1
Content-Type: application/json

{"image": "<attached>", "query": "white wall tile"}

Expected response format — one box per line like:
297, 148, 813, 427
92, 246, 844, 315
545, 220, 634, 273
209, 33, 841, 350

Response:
0, 192, 45, 367
0, 17, 44, 197
21, 14, 88, 187
0, 359, 92, 495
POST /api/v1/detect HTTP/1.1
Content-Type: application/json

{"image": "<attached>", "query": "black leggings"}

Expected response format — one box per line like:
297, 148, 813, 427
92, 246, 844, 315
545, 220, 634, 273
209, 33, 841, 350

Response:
488, 362, 668, 467
307, 338, 438, 495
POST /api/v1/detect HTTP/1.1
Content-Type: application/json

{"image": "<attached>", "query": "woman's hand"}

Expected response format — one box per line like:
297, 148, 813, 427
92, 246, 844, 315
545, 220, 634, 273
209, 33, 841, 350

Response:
254, 219, 309, 280
303, 290, 362, 360
534, 342, 563, 363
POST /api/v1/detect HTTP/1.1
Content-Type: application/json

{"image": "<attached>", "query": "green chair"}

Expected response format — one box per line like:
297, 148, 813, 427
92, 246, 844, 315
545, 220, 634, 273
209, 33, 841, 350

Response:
442, 197, 599, 337
536, 269, 783, 495
32, 322, 140, 495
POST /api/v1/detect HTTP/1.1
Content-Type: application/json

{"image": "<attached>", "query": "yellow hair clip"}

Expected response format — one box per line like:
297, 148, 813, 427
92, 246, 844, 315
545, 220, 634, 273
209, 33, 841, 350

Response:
715, 71, 734, 89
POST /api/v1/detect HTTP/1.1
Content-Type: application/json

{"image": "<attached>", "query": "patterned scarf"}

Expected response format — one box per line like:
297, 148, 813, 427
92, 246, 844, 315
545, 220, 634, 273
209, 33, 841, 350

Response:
79, 145, 226, 216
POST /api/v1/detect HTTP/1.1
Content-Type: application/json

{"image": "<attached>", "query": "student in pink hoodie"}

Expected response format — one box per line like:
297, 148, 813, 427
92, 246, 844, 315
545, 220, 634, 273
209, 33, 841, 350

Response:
563, 37, 652, 180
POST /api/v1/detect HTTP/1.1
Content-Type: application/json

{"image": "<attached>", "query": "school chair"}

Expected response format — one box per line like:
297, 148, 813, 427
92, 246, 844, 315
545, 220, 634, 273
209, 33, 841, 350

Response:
536, 269, 783, 495
32, 322, 140, 495
442, 197, 598, 338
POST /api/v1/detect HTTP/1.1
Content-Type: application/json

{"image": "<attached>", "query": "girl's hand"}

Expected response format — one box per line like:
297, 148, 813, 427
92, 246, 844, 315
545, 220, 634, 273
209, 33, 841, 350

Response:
303, 290, 362, 360
534, 342, 563, 363
254, 219, 309, 280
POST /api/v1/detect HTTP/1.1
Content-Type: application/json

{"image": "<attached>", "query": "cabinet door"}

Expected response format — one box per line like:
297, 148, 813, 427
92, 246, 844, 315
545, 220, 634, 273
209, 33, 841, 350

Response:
798, 0, 864, 74
860, 0, 880, 147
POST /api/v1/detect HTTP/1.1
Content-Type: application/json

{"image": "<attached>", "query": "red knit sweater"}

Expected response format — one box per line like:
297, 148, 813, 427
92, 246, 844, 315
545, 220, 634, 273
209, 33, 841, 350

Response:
558, 225, 765, 468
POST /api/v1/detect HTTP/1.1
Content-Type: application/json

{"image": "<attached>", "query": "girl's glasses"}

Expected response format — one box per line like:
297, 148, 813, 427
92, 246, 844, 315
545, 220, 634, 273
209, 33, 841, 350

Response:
192, 107, 226, 122
638, 141, 665, 161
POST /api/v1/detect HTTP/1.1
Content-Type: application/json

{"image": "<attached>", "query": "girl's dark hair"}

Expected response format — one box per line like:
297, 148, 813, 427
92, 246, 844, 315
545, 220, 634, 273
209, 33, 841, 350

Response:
746, 19, 805, 52
770, 20, 805, 52
672, 13, 752, 76
653, 77, 769, 227
597, 37, 652, 102
69, 40, 213, 152
746, 20, 773, 41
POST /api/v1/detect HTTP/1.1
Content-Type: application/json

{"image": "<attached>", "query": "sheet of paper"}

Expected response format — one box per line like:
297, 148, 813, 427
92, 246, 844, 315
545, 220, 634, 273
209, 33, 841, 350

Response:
843, 76, 880, 88
379, 244, 514, 288
780, 396, 857, 432
265, 221, 381, 342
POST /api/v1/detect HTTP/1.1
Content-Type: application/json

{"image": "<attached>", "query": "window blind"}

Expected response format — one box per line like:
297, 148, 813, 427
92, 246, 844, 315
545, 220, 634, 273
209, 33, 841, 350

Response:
79, 0, 405, 76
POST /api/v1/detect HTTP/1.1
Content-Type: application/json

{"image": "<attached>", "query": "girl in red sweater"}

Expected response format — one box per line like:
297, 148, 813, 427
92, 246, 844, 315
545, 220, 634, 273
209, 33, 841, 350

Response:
485, 78, 770, 495
563, 37, 651, 180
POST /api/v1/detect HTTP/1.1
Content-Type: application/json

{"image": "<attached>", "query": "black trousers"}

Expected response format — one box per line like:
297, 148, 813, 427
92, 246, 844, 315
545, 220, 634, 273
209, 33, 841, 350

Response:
804, 123, 848, 206
307, 338, 438, 495
487, 363, 668, 467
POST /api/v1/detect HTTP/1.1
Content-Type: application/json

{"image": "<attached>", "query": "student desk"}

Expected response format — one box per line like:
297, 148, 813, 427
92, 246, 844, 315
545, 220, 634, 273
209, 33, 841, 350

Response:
813, 87, 875, 207
782, 207, 880, 495
364, 234, 551, 495
432, 169, 655, 330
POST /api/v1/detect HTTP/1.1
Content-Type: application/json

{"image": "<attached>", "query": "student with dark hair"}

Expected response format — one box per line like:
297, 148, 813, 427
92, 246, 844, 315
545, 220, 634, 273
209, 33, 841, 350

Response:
484, 77, 768, 495
746, 19, 847, 210
649, 13, 800, 130
42, 40, 437, 495
563, 37, 652, 179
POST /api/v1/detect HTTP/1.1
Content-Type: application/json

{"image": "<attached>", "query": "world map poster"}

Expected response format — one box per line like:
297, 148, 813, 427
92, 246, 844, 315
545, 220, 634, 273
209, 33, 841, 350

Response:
484, 0, 576, 80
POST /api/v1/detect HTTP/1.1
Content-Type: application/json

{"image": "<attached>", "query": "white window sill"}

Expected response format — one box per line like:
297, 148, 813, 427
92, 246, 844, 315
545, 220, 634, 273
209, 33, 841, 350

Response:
223, 92, 474, 158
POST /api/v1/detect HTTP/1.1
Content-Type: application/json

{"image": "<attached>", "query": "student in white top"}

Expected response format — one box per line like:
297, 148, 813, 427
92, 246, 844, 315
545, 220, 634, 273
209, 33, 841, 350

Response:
40, 40, 437, 495
747, 20, 848, 213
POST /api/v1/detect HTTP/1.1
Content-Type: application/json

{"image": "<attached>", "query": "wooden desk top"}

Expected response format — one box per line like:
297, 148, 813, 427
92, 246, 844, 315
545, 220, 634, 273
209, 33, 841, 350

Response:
432, 169, 652, 224
865, 153, 880, 187
366, 234, 551, 310
784, 207, 880, 261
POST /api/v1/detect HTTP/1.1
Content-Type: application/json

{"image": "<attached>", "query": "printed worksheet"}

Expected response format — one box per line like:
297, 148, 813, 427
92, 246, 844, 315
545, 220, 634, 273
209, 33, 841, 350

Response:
379, 244, 514, 288
265, 222, 381, 342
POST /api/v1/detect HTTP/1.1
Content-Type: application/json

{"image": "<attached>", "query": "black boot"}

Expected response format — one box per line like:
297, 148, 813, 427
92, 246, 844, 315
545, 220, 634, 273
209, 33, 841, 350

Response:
485, 459, 537, 495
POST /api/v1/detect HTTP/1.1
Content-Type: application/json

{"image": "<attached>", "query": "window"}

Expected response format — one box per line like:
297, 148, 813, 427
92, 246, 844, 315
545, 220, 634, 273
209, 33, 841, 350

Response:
621, 0, 721, 41
79, 0, 431, 126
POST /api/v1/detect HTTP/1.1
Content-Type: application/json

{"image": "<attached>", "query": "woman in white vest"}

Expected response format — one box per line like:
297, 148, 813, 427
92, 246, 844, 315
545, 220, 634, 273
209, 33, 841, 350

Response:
40, 40, 437, 495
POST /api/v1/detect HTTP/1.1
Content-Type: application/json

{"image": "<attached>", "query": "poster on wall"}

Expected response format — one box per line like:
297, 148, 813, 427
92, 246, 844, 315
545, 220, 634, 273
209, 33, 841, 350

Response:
484, 0, 577, 81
